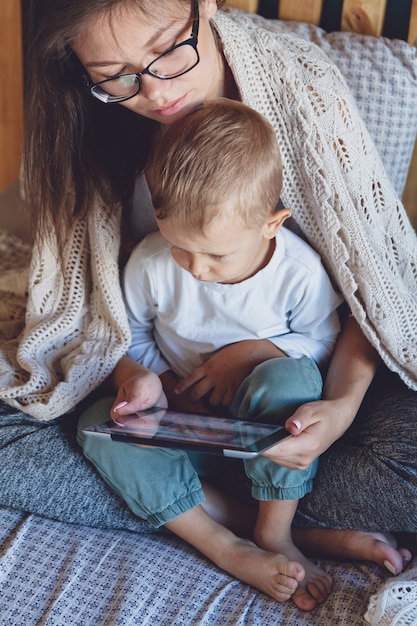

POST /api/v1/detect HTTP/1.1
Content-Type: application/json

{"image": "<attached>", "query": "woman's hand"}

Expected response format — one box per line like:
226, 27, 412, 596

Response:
109, 355, 167, 421
264, 315, 380, 469
175, 340, 286, 406
262, 397, 354, 469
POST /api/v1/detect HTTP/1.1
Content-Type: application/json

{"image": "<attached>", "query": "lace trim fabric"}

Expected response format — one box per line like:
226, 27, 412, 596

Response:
365, 560, 417, 626
0, 11, 416, 420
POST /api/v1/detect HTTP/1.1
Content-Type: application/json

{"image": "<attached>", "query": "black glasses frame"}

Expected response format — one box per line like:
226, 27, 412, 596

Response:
83, 0, 200, 104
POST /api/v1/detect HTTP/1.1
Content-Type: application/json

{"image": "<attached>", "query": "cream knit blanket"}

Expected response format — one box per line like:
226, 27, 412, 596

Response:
0, 11, 416, 420
365, 558, 417, 625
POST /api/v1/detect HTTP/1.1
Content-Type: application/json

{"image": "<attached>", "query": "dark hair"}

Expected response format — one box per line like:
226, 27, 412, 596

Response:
23, 0, 225, 250
147, 99, 283, 232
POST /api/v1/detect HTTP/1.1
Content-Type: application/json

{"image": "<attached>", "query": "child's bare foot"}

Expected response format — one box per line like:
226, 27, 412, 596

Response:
214, 534, 306, 602
254, 529, 333, 611
292, 528, 412, 575
167, 508, 305, 603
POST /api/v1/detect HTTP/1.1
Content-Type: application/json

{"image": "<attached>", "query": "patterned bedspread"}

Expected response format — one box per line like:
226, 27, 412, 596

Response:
0, 506, 399, 626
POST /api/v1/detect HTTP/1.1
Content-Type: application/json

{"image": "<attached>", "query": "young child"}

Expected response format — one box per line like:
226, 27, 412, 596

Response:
86, 100, 343, 608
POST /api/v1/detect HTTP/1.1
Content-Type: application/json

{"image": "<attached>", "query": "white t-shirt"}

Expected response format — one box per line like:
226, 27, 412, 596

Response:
123, 227, 343, 378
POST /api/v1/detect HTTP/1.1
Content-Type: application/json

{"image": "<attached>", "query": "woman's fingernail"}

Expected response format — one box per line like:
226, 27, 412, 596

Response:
384, 560, 397, 575
114, 401, 128, 412
292, 419, 302, 430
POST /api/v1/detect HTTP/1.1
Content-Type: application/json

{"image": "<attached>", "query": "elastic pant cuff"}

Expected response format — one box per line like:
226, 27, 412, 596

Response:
252, 478, 315, 502
147, 489, 205, 528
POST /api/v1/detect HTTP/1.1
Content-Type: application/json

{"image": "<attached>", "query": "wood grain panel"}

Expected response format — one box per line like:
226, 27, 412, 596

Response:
408, 0, 417, 44
402, 138, 417, 230
278, 0, 323, 25
224, 0, 259, 12
341, 0, 387, 36
0, 0, 24, 191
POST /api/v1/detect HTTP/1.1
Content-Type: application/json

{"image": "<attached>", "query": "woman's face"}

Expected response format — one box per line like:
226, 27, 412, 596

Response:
74, 0, 223, 125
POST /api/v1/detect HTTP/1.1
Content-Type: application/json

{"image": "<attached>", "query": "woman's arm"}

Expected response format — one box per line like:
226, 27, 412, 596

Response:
321, 314, 379, 417
263, 315, 380, 469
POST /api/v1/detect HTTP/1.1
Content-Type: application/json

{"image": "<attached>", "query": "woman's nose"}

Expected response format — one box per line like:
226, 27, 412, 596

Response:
139, 73, 168, 100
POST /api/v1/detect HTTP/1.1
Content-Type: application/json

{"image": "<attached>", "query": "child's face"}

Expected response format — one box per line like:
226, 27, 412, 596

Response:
156, 212, 275, 284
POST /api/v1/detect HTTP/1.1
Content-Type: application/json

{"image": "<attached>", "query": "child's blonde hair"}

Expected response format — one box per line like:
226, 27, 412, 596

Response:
146, 99, 283, 232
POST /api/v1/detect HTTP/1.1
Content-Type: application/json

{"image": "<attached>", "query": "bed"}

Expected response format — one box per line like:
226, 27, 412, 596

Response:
1, 1, 417, 624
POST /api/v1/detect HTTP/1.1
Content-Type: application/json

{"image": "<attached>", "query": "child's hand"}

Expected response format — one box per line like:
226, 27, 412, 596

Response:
175, 352, 248, 406
175, 340, 286, 406
111, 369, 167, 422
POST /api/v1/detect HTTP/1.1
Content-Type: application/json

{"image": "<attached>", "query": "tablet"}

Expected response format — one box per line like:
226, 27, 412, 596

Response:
82, 407, 289, 458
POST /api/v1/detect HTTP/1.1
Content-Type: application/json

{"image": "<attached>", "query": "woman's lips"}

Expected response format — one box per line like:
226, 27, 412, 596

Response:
154, 95, 187, 117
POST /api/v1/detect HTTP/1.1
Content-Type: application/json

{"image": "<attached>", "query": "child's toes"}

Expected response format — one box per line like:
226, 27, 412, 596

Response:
292, 586, 318, 612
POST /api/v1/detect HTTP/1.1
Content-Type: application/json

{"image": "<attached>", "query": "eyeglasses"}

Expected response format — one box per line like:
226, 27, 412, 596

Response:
83, 0, 200, 104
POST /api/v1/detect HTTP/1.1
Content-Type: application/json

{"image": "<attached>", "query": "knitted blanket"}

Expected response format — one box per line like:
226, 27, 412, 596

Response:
214, 11, 417, 387
0, 208, 131, 420
0, 11, 416, 420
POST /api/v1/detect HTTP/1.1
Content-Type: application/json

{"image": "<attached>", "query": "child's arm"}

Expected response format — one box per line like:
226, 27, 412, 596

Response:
108, 355, 167, 421
175, 340, 287, 406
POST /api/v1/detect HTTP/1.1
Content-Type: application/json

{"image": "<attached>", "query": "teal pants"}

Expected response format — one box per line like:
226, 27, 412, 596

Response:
77, 357, 322, 527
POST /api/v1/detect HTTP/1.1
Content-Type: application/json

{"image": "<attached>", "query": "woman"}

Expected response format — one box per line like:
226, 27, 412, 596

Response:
1, 0, 416, 610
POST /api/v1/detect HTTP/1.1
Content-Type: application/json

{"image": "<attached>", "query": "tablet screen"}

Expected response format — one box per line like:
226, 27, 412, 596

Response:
84, 407, 288, 456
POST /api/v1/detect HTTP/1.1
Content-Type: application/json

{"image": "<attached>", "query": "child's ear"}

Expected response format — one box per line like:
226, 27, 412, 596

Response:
262, 208, 291, 239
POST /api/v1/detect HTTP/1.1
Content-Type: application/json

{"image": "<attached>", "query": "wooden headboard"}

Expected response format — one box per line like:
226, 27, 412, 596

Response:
1, 1, 24, 192
225, 0, 417, 43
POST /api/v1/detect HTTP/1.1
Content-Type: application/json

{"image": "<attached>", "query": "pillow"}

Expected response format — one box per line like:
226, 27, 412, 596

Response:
231, 11, 417, 198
